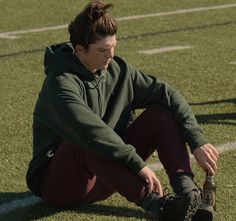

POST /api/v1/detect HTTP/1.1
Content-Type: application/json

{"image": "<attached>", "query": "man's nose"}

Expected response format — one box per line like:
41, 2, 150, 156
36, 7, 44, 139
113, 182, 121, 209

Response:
106, 48, 114, 58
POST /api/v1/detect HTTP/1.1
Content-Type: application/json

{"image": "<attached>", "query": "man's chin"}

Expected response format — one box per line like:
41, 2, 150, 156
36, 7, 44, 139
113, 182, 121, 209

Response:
100, 64, 109, 70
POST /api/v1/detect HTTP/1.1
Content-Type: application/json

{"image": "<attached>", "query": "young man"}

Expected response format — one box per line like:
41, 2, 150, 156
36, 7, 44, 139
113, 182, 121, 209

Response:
26, 1, 219, 220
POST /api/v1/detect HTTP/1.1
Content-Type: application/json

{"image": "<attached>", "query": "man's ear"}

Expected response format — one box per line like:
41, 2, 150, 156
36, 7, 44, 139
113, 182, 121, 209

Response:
75, 44, 85, 53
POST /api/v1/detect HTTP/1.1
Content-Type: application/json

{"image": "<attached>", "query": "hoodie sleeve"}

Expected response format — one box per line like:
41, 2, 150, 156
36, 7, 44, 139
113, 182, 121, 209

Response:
39, 73, 146, 174
129, 65, 208, 152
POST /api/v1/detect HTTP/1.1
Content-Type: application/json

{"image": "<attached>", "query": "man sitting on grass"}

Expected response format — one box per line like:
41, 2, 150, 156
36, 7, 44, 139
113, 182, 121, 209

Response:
26, 1, 219, 220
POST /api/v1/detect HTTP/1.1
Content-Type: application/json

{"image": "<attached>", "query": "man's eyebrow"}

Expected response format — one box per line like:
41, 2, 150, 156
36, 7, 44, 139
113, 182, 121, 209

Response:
99, 44, 116, 49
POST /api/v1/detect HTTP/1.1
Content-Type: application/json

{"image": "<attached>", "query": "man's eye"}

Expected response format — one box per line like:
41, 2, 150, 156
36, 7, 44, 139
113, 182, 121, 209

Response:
99, 49, 106, 52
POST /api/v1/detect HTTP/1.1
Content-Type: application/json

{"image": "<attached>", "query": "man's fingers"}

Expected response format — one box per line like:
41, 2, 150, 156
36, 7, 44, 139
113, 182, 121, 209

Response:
146, 177, 153, 193
147, 175, 163, 195
138, 166, 163, 195
204, 145, 218, 174
194, 143, 219, 175
212, 147, 219, 159
153, 179, 163, 196
205, 144, 219, 161
210, 153, 218, 164
208, 144, 219, 159
205, 161, 215, 175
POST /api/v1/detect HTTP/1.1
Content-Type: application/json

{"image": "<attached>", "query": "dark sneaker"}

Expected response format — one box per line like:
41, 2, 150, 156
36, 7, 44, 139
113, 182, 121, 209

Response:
191, 181, 215, 221
192, 203, 215, 221
158, 189, 201, 221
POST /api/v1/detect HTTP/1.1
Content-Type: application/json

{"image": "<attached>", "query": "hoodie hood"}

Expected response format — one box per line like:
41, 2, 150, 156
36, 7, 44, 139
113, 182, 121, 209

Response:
44, 42, 95, 80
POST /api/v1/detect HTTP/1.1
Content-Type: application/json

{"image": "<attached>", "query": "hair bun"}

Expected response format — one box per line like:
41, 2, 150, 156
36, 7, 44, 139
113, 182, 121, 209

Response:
89, 7, 104, 21
86, 1, 113, 22
68, 0, 117, 48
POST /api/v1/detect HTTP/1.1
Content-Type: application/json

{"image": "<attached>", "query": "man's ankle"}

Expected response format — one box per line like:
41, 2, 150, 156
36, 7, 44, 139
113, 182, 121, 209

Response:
171, 173, 199, 195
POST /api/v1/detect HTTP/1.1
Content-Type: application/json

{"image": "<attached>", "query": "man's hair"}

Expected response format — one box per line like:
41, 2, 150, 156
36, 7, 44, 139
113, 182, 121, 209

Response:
68, 0, 117, 49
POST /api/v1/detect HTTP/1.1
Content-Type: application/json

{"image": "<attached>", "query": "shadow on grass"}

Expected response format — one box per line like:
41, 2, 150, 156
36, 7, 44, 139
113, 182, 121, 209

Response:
190, 98, 236, 126
0, 192, 155, 221
0, 191, 33, 204
196, 113, 236, 126
190, 98, 236, 106
78, 203, 156, 220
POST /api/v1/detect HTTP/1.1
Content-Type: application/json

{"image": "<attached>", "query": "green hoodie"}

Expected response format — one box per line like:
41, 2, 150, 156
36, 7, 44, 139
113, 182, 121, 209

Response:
26, 42, 207, 196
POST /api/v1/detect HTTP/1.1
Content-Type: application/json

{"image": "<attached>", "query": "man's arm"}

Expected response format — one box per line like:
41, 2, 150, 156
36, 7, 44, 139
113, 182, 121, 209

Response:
129, 65, 219, 173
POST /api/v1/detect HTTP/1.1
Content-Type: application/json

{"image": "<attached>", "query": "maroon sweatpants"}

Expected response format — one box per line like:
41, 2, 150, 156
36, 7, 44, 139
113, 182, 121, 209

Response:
41, 107, 192, 208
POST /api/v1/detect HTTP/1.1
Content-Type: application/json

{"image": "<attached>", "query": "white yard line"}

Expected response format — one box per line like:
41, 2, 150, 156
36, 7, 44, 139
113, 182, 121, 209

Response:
117, 3, 236, 21
0, 141, 236, 215
0, 24, 68, 39
138, 45, 193, 54
149, 141, 236, 171
1, 3, 236, 39
230, 61, 236, 65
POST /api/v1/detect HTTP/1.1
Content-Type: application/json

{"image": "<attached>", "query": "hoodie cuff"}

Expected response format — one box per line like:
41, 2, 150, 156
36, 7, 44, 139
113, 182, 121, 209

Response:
130, 160, 147, 174
186, 130, 208, 153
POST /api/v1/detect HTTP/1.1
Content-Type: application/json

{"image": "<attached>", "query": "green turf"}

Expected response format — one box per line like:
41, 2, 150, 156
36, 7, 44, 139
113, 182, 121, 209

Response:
0, 0, 236, 220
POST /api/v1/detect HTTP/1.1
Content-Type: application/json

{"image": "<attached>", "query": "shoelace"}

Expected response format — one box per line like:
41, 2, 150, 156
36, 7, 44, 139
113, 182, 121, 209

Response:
160, 187, 201, 221
194, 182, 203, 193
159, 187, 182, 211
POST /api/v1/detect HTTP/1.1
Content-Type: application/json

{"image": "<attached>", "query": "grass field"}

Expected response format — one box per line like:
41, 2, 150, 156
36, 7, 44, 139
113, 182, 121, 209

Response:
0, 0, 236, 220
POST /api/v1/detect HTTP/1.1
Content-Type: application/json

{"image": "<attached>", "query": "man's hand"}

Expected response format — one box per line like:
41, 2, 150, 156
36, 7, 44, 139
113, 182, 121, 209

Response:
193, 143, 219, 175
138, 166, 163, 196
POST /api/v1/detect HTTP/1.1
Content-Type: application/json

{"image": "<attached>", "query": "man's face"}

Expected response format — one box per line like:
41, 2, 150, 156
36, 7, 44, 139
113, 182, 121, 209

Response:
76, 35, 117, 73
